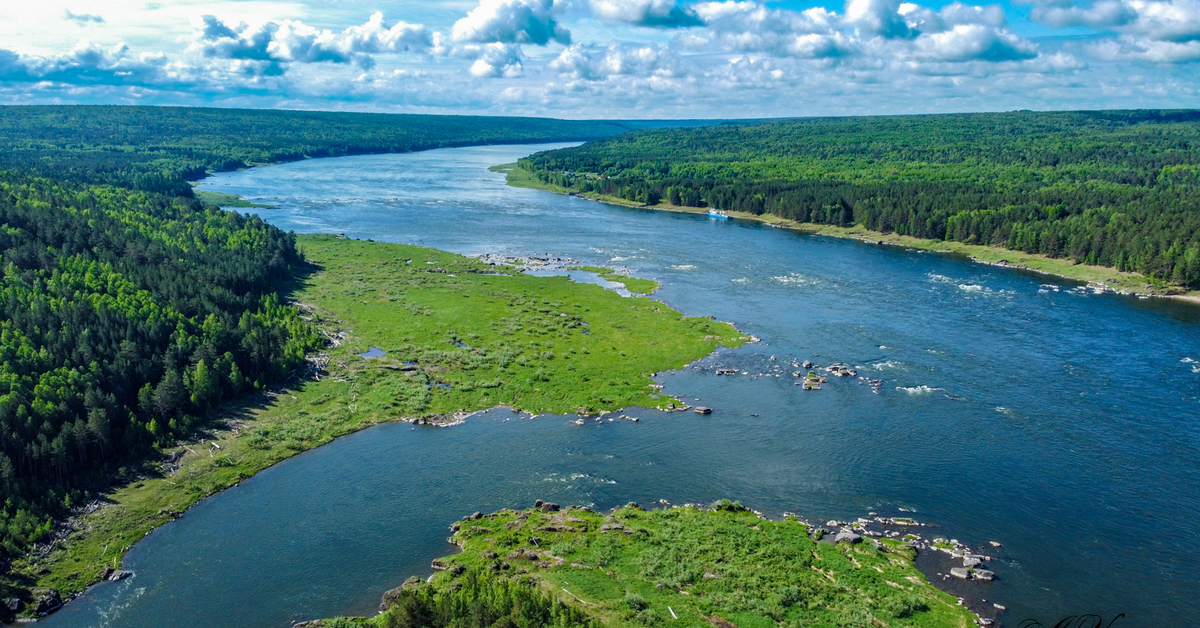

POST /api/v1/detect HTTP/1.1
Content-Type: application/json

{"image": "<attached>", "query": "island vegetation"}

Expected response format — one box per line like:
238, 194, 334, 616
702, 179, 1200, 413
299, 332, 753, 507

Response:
515, 110, 1200, 292
5, 234, 745, 614
306, 502, 978, 628
0, 105, 698, 616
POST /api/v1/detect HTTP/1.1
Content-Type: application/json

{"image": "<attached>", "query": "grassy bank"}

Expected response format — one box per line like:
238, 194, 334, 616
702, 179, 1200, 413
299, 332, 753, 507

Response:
497, 164, 1200, 300
11, 234, 746, 611
570, 266, 660, 295
193, 189, 276, 209
310, 503, 979, 628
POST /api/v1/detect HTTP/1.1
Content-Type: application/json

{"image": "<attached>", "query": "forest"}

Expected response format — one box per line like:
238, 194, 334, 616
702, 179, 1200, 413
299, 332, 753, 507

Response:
0, 105, 631, 568
519, 110, 1200, 288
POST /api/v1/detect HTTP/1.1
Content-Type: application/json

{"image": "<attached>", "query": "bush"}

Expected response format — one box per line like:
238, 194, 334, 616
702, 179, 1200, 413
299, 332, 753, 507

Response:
625, 592, 648, 611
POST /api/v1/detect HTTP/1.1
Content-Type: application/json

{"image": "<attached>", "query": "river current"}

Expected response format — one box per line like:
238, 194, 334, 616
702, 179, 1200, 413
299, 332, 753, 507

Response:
46, 144, 1200, 627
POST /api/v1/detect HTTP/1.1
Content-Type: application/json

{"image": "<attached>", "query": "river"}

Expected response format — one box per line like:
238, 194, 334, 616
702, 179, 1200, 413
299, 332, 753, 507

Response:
44, 144, 1200, 627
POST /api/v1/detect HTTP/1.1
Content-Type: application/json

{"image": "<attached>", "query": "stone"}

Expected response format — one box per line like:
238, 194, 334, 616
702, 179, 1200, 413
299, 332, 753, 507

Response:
963, 557, 984, 568
106, 569, 132, 581
539, 502, 560, 512
482, 551, 498, 559
949, 568, 971, 579
834, 530, 862, 544
534, 500, 544, 508
431, 559, 452, 571
471, 512, 483, 520
4, 598, 21, 613
974, 569, 995, 581
32, 588, 61, 615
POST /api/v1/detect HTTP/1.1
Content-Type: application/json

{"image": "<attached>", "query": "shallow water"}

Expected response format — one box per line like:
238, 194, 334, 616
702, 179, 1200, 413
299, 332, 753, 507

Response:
45, 144, 1200, 627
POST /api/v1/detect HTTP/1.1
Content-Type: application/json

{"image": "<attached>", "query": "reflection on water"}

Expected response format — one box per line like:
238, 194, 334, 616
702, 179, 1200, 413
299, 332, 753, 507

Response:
46, 144, 1200, 628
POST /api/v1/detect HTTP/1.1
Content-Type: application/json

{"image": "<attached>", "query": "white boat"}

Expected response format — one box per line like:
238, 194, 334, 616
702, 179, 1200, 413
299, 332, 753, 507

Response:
707, 209, 730, 219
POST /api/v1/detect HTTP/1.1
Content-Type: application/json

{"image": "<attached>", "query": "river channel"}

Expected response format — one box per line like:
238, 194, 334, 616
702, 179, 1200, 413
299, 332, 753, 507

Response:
44, 144, 1200, 627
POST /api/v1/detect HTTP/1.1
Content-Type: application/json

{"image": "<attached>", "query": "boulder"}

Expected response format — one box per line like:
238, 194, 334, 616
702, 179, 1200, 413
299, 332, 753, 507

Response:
973, 569, 995, 581
963, 557, 983, 568
949, 568, 971, 579
4, 598, 21, 613
32, 588, 61, 615
834, 530, 862, 544
106, 569, 133, 581
539, 502, 560, 513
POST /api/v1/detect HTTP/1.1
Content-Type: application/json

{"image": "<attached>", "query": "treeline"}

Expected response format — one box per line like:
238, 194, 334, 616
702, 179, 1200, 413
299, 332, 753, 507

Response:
519, 110, 1200, 288
0, 105, 638, 196
0, 105, 631, 566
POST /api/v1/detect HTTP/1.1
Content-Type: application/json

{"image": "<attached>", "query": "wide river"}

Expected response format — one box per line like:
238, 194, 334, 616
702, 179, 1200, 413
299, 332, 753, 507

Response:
47, 144, 1199, 627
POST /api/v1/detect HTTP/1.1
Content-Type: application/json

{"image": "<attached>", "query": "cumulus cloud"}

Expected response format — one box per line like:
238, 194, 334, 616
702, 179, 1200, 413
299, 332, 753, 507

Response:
64, 10, 105, 25
0, 40, 188, 89
686, 2, 850, 58
588, 0, 704, 28
191, 13, 435, 73
550, 42, 681, 80
461, 42, 526, 77
451, 0, 570, 45
845, 0, 916, 38
914, 23, 1038, 61
1029, 0, 1200, 62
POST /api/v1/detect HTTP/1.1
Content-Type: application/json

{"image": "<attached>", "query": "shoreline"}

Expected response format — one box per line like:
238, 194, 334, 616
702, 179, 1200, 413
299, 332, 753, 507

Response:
8, 234, 748, 619
494, 164, 1200, 304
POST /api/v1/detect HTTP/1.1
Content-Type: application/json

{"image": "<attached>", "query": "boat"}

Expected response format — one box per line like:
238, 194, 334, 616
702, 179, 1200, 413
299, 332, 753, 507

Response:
707, 209, 730, 219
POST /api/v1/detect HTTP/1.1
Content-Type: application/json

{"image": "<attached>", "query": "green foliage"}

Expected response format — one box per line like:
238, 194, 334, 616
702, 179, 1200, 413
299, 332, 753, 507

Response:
374, 570, 598, 628
520, 110, 1200, 288
367, 505, 977, 628
0, 104, 639, 575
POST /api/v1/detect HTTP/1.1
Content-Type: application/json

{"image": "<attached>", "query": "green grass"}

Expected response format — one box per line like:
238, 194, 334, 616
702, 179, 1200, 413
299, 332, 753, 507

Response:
322, 503, 978, 628
193, 189, 276, 208
569, 266, 659, 295
14, 235, 746, 606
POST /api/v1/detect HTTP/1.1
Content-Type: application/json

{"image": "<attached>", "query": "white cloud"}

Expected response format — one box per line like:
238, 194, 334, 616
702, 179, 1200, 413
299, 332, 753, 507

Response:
914, 23, 1038, 61
191, 13, 436, 73
550, 42, 680, 80
588, 0, 704, 28
451, 0, 570, 45
845, 0, 916, 38
462, 42, 526, 77
1031, 0, 1200, 62
63, 10, 105, 26
687, 1, 850, 58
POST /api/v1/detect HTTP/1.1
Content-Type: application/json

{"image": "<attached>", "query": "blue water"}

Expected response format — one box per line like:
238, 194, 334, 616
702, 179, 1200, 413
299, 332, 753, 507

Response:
45, 144, 1200, 627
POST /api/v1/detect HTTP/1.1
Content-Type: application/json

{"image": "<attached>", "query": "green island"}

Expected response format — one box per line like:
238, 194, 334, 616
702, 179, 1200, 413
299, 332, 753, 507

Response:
305, 502, 977, 628
569, 266, 660, 295
193, 189, 276, 209
7, 233, 746, 611
510, 110, 1200, 300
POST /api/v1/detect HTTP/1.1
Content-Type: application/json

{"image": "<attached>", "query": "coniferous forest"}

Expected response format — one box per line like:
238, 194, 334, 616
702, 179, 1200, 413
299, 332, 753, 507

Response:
0, 106, 634, 564
519, 110, 1200, 288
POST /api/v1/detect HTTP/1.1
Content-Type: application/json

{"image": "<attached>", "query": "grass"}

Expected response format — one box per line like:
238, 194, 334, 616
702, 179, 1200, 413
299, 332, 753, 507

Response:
570, 266, 660, 295
193, 189, 276, 209
12, 234, 746, 610
498, 164, 1199, 300
317, 503, 978, 628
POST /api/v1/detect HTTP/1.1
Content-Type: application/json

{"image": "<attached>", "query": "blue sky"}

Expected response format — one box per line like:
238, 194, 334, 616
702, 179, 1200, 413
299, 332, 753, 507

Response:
1, 0, 1197, 118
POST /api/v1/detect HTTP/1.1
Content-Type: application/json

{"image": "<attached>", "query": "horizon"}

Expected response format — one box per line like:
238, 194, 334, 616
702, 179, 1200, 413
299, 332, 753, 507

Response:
2, 0, 1198, 118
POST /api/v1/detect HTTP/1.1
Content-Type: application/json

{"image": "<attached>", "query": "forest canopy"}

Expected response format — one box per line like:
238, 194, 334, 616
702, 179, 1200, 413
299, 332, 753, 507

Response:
518, 110, 1200, 288
0, 105, 633, 565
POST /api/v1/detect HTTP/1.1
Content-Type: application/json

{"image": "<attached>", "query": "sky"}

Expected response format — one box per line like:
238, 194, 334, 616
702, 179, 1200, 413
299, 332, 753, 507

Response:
0, 0, 1197, 118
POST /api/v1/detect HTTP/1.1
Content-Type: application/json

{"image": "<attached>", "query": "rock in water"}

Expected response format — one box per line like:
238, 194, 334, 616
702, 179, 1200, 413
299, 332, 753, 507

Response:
949, 568, 971, 579
974, 569, 996, 581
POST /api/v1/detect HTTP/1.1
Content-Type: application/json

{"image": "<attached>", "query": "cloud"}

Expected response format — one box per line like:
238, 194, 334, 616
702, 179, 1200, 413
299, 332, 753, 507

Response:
0, 40, 190, 89
64, 10, 105, 26
686, 1, 850, 58
451, 0, 570, 45
461, 42, 526, 77
845, 0, 916, 38
913, 23, 1039, 61
550, 42, 681, 80
1031, 0, 1138, 29
191, 13, 436, 73
588, 0, 704, 28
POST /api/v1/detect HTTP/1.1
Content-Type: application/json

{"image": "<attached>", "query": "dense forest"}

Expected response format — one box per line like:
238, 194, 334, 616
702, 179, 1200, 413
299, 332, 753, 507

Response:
0, 106, 633, 568
519, 110, 1200, 288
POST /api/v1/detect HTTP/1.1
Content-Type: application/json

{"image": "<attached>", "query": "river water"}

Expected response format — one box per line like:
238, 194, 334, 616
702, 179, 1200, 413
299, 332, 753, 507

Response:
46, 144, 1200, 627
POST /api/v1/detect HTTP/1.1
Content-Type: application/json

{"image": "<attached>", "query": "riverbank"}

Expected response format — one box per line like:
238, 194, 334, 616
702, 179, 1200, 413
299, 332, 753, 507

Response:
494, 164, 1200, 302
305, 502, 983, 628
7, 234, 746, 617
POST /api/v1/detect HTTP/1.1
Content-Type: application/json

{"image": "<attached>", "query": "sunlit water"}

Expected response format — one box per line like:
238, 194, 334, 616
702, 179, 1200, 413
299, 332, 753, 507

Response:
45, 144, 1200, 628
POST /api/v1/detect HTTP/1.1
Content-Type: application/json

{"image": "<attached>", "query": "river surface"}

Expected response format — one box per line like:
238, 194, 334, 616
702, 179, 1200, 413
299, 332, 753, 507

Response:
46, 144, 1200, 627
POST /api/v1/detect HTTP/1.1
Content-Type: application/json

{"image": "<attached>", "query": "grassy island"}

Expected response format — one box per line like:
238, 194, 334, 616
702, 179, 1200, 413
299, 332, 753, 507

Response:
570, 266, 660, 295
12, 235, 746, 608
305, 503, 978, 628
